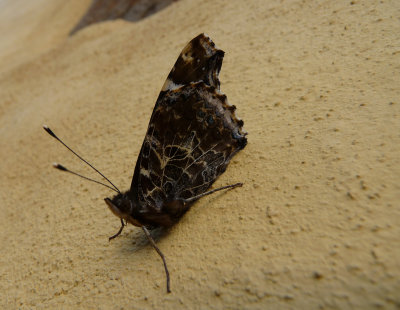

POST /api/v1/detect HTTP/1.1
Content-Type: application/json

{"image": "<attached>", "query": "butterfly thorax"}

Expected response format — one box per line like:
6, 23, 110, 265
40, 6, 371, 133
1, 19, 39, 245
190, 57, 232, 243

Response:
105, 192, 189, 228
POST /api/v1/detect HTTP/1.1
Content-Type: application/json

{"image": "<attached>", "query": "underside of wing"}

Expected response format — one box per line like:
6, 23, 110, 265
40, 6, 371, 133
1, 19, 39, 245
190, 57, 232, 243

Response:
136, 83, 246, 211
160, 33, 224, 92
129, 34, 247, 224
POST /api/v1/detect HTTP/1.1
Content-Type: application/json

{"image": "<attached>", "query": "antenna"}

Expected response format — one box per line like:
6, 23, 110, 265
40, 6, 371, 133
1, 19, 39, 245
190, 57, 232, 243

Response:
53, 163, 119, 193
43, 125, 120, 193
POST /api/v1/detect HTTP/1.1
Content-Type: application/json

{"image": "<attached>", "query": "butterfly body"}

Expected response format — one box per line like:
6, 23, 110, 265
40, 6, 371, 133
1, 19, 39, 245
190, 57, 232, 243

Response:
105, 34, 247, 230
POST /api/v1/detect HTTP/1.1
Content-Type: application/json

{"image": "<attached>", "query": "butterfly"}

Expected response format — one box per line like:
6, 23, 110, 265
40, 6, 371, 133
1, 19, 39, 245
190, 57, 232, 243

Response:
44, 33, 247, 293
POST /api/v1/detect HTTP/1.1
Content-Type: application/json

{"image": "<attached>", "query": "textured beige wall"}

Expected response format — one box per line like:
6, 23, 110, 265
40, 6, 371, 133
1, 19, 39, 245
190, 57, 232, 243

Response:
1, 0, 399, 308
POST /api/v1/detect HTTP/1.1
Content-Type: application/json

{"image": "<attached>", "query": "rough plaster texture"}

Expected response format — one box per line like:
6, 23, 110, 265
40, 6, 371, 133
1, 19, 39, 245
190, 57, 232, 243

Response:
0, 0, 399, 308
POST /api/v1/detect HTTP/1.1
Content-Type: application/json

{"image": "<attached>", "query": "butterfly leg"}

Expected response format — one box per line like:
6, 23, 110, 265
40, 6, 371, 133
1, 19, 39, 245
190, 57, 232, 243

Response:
142, 226, 171, 293
184, 182, 243, 203
109, 219, 125, 241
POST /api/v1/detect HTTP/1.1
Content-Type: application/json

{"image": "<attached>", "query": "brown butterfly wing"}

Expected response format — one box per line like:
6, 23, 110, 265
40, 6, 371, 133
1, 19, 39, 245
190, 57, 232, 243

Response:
129, 34, 246, 226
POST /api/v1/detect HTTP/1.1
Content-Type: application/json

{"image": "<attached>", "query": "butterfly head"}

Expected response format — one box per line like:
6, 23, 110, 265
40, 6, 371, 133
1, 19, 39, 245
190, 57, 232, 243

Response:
104, 194, 142, 227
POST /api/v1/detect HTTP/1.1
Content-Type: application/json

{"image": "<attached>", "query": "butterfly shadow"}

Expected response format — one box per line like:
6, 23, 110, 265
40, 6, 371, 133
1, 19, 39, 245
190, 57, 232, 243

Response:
115, 226, 171, 255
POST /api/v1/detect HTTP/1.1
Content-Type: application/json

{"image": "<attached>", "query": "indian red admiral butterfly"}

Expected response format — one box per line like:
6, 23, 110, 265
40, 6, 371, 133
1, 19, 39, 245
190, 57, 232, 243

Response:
44, 33, 247, 293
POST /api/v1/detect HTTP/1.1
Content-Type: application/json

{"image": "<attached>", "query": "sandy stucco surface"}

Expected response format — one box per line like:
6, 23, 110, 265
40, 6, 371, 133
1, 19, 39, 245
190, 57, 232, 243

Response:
1, 0, 399, 308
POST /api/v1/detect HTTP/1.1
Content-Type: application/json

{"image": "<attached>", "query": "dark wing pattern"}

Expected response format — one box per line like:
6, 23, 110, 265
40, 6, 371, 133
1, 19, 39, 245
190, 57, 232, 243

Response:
130, 34, 247, 225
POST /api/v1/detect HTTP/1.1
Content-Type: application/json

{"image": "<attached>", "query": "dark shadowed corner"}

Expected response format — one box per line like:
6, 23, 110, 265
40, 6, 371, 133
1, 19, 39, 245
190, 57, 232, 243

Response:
70, 0, 178, 35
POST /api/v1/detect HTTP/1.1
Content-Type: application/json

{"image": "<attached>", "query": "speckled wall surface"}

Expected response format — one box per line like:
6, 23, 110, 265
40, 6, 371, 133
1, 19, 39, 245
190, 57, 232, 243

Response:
0, 0, 399, 308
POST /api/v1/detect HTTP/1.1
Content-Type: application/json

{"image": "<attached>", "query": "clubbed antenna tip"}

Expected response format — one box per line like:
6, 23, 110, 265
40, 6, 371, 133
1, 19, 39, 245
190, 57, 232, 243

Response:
43, 125, 120, 193
53, 163, 67, 171
43, 125, 57, 138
